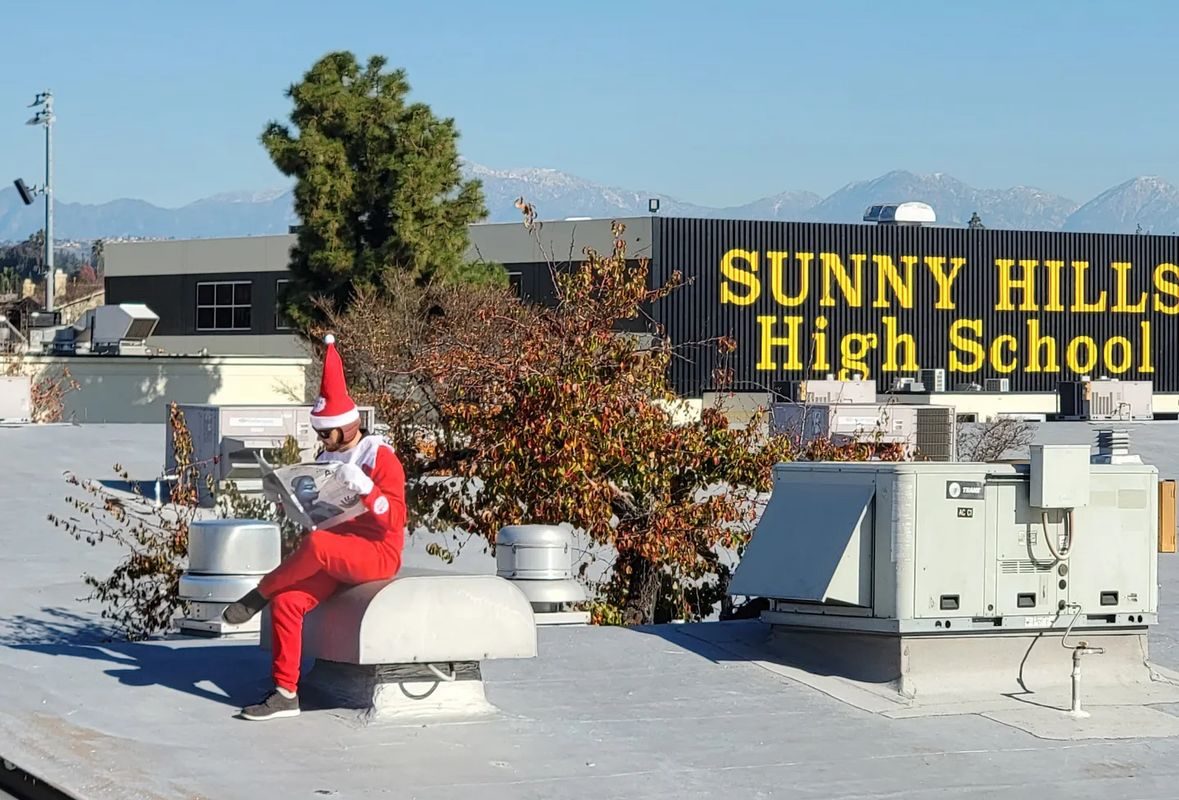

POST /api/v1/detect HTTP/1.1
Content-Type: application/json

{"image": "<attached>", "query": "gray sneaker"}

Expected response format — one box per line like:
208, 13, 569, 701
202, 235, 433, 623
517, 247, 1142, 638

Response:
222, 589, 268, 625
239, 690, 300, 721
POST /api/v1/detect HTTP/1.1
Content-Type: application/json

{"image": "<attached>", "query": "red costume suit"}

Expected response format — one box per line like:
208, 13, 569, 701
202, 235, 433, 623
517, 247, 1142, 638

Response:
226, 334, 408, 716
259, 434, 407, 692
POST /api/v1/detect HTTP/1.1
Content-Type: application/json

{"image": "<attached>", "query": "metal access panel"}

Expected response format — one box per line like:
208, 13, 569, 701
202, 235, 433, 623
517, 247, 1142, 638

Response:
0, 375, 32, 421
728, 471, 877, 608
1065, 466, 1157, 616
910, 469, 989, 618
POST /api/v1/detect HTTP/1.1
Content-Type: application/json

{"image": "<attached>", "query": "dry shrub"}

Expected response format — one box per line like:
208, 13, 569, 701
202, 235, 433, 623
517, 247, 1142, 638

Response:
50, 403, 300, 640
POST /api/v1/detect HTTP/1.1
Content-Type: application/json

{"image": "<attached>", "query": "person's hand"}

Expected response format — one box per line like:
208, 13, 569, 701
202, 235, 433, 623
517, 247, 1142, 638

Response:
334, 462, 374, 496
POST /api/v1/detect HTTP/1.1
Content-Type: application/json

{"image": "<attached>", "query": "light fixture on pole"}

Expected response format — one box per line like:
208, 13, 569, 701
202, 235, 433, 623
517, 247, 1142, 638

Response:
16, 91, 55, 313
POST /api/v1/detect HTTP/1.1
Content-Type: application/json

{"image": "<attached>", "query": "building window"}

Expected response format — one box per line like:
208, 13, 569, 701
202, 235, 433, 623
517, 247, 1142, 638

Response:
508, 272, 522, 298
196, 280, 252, 331
275, 279, 292, 330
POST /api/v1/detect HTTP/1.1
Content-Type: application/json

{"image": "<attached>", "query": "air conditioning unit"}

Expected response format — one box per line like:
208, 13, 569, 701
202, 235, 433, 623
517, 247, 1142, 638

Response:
774, 376, 876, 405
954, 382, 983, 392
1058, 379, 1153, 421
919, 369, 947, 393
728, 446, 1158, 634
914, 406, 957, 462
166, 403, 378, 506
891, 377, 926, 393
167, 404, 318, 506
984, 378, 1011, 392
26, 325, 68, 354
771, 402, 918, 452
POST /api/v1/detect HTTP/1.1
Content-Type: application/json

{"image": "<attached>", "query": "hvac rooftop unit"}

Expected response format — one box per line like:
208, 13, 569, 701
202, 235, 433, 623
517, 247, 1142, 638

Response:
1058, 379, 1153, 421
919, 369, 947, 393
73, 303, 160, 355
771, 402, 917, 452
773, 376, 876, 405
165, 403, 377, 506
954, 382, 983, 392
25, 310, 60, 328
25, 325, 68, 354
891, 377, 926, 393
984, 378, 1011, 393
0, 375, 31, 422
729, 444, 1158, 635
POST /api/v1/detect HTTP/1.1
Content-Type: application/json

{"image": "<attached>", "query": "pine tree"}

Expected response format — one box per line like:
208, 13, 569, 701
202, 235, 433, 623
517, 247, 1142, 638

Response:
262, 52, 497, 326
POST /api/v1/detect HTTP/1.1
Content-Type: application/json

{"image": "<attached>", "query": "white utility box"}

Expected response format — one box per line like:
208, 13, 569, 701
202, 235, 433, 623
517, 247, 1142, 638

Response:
729, 457, 1158, 634
0, 375, 32, 422
1030, 444, 1091, 509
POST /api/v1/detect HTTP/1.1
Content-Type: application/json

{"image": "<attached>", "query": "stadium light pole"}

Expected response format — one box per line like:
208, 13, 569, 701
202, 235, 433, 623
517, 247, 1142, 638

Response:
25, 91, 55, 313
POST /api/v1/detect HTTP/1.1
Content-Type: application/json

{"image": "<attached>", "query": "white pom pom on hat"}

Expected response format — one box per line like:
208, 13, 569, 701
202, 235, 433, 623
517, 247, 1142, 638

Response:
323, 333, 336, 345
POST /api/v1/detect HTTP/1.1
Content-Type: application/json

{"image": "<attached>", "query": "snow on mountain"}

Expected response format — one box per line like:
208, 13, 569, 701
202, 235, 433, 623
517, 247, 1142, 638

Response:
803, 170, 1077, 230
0, 164, 1175, 242
1063, 176, 1179, 235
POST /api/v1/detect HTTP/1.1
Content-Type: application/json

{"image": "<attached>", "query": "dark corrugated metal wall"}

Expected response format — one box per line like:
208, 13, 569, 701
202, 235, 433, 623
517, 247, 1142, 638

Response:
650, 218, 1179, 396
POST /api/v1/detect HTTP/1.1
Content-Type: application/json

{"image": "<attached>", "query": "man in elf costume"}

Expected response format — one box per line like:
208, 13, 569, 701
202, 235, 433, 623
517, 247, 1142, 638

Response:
223, 334, 408, 721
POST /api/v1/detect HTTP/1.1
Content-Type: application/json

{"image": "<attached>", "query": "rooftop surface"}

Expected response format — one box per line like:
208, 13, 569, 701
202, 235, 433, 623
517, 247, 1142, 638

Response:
3, 422, 1179, 799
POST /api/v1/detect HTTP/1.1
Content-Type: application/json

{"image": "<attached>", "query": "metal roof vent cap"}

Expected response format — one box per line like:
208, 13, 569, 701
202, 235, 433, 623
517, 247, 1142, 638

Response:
1091, 428, 1142, 464
496, 524, 589, 626
177, 519, 282, 639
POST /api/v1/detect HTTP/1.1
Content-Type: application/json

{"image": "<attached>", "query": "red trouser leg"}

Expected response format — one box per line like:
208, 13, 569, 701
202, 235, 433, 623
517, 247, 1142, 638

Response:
269, 571, 338, 692
259, 531, 402, 692
258, 530, 400, 598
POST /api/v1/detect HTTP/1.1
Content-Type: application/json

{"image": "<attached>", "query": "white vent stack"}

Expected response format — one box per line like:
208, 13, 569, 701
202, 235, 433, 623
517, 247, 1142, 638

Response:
495, 525, 589, 625
177, 519, 281, 638
1092, 428, 1142, 464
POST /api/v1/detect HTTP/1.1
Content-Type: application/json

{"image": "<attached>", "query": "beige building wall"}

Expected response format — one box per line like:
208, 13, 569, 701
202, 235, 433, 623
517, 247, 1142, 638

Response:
5, 354, 310, 424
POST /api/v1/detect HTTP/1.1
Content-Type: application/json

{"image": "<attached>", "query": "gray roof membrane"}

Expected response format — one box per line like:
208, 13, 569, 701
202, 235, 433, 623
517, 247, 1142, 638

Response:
2, 422, 1179, 798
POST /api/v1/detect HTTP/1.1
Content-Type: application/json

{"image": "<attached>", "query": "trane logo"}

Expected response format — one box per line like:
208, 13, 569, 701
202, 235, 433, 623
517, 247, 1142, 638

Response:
946, 480, 984, 500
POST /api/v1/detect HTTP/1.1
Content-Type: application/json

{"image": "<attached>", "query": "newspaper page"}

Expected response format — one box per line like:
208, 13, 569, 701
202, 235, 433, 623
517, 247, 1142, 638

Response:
256, 453, 368, 532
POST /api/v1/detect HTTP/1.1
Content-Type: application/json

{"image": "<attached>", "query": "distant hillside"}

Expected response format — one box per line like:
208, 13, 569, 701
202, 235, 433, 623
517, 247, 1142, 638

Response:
1, 163, 1175, 241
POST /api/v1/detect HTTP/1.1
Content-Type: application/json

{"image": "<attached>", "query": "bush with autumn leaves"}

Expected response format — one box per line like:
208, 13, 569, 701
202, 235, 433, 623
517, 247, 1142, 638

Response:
315, 203, 907, 625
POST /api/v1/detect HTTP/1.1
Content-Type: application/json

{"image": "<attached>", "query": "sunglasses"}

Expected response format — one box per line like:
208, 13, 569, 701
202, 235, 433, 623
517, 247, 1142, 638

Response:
316, 428, 333, 439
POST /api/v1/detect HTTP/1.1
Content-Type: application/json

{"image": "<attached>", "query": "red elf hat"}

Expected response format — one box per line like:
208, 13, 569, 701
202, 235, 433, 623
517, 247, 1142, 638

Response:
310, 333, 360, 430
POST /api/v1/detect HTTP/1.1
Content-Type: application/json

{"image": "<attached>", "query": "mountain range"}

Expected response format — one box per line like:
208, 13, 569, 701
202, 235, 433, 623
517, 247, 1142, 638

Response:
2, 164, 1178, 242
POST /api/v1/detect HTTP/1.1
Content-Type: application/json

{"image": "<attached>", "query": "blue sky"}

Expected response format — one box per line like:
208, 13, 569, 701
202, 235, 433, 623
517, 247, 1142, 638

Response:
1, 0, 1174, 208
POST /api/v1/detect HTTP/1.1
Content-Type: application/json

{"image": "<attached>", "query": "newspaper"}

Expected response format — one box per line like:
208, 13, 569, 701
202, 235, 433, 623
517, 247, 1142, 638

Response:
256, 453, 368, 532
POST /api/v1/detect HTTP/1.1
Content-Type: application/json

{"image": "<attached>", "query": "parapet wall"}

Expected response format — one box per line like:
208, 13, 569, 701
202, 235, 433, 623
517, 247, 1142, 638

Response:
2, 354, 310, 423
